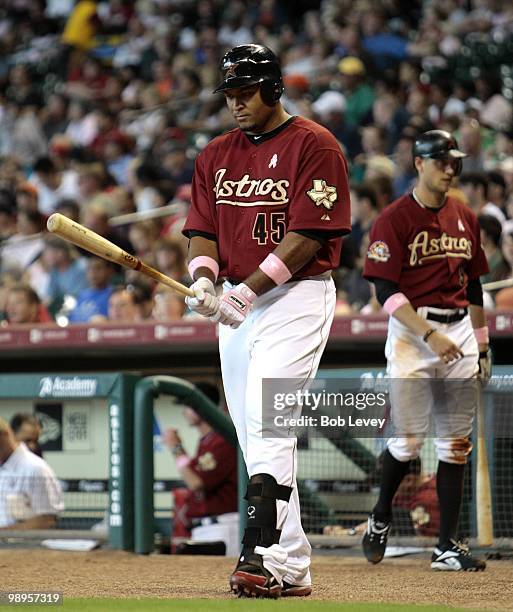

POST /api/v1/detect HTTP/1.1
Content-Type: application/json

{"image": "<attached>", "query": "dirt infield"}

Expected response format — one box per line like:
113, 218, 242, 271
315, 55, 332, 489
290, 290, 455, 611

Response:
1, 550, 512, 609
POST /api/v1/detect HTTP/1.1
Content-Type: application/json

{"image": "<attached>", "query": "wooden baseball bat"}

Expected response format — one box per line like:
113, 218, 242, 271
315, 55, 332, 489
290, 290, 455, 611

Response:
476, 390, 493, 546
47, 213, 194, 298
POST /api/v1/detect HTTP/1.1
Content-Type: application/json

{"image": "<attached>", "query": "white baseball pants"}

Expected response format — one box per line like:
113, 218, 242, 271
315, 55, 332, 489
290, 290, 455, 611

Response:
386, 310, 479, 464
218, 276, 336, 585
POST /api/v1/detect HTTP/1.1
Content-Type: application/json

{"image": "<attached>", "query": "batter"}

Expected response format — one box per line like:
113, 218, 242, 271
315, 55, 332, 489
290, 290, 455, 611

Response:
182, 44, 351, 597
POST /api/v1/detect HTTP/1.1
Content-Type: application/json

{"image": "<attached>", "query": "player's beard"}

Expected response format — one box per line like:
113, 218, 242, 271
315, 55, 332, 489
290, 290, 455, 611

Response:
238, 120, 258, 133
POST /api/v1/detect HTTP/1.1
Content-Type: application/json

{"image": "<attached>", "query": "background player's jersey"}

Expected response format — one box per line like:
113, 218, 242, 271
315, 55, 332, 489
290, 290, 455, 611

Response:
363, 195, 488, 308
183, 116, 351, 280
187, 431, 237, 518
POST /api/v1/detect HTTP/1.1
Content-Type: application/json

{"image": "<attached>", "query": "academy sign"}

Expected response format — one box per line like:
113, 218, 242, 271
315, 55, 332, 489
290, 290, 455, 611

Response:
39, 376, 98, 398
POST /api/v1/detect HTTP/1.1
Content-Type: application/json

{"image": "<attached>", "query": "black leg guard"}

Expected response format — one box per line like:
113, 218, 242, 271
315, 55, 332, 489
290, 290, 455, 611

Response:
230, 473, 292, 599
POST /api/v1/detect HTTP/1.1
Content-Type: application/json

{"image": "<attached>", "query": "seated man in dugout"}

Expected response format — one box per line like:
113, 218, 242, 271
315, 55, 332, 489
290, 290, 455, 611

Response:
0, 418, 64, 530
10, 413, 43, 458
163, 382, 238, 555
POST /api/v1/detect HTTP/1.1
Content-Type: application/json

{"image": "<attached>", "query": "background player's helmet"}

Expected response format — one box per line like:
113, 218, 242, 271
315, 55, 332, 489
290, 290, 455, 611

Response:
412, 130, 467, 175
213, 44, 284, 106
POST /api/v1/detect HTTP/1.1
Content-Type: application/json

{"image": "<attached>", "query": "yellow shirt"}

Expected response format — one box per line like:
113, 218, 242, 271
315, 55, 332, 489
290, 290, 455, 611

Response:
61, 1, 98, 50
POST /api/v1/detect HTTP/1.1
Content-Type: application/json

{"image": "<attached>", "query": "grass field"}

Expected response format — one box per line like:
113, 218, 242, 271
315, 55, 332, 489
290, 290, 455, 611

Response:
0, 600, 480, 611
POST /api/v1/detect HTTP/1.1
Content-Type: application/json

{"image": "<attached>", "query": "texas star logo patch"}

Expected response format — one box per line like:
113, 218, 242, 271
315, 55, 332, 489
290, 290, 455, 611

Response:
367, 240, 391, 262
197, 451, 217, 471
307, 179, 337, 210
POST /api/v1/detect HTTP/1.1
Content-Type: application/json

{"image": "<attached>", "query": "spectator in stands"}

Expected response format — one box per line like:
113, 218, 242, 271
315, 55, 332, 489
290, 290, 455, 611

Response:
460, 118, 485, 173
81, 202, 133, 254
153, 288, 186, 322
127, 220, 161, 263
1, 209, 45, 275
153, 238, 188, 284
340, 231, 374, 312
311, 91, 362, 161
10, 413, 42, 458
0, 417, 63, 530
357, 124, 396, 183
43, 235, 88, 306
349, 184, 379, 257
107, 285, 141, 323
9, 101, 47, 167
495, 225, 513, 308
0, 200, 17, 241
61, 0, 101, 52
161, 143, 194, 195
68, 257, 114, 323
337, 56, 375, 129
478, 214, 509, 285
15, 183, 39, 215
65, 100, 98, 148
4, 284, 51, 325
55, 198, 80, 223
163, 382, 238, 548
487, 171, 508, 215
459, 172, 506, 225
29, 156, 80, 216
128, 280, 154, 320
392, 134, 417, 198
40, 94, 69, 143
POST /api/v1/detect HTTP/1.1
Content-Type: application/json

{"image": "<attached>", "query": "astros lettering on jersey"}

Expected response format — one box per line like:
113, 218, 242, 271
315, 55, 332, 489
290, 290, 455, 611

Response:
363, 194, 488, 308
183, 116, 351, 280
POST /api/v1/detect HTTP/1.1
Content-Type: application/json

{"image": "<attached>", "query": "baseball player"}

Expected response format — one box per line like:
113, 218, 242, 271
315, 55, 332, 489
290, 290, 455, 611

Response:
182, 44, 351, 597
362, 130, 491, 571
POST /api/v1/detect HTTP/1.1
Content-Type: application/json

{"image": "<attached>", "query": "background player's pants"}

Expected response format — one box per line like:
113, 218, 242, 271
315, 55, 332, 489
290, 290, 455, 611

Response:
385, 310, 479, 464
219, 277, 336, 586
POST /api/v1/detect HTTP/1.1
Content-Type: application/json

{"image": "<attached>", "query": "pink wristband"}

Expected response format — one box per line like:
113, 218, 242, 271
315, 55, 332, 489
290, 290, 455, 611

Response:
238, 283, 257, 303
175, 455, 191, 470
474, 326, 489, 344
383, 293, 410, 315
259, 253, 292, 286
188, 256, 219, 281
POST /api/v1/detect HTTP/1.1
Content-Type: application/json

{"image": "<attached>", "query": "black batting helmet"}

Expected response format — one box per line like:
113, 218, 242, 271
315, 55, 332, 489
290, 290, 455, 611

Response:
213, 44, 284, 106
412, 130, 467, 174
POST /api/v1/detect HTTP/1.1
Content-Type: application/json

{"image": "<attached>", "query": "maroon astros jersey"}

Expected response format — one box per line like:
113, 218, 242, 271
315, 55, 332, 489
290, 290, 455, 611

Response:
363, 195, 489, 308
187, 431, 237, 518
183, 116, 351, 280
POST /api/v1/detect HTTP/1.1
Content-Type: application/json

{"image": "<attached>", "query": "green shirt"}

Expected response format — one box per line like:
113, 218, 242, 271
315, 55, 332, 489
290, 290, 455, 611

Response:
345, 83, 375, 128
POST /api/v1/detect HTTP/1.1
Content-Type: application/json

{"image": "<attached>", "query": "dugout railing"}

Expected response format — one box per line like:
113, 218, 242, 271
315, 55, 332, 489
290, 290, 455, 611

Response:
133, 375, 246, 554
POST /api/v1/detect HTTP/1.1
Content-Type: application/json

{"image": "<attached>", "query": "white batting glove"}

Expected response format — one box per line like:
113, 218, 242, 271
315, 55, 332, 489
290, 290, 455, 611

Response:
185, 277, 219, 317
210, 283, 256, 329
478, 348, 492, 387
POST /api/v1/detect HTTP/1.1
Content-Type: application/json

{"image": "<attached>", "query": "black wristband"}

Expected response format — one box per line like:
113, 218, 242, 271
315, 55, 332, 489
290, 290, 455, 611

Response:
423, 328, 436, 342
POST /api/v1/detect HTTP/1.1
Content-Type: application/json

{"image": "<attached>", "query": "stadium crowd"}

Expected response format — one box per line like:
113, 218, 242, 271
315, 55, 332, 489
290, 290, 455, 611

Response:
1, 0, 513, 326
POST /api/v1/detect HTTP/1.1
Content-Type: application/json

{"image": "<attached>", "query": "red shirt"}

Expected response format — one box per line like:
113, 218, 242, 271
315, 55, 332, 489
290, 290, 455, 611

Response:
363, 194, 489, 308
186, 431, 237, 518
183, 116, 351, 280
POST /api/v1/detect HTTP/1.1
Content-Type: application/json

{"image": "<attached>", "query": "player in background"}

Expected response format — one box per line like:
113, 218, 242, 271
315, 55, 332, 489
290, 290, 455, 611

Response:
362, 130, 491, 571
182, 44, 351, 597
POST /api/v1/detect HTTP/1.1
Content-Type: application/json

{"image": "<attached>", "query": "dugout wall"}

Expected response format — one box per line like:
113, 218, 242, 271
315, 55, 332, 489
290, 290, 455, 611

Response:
0, 373, 138, 550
